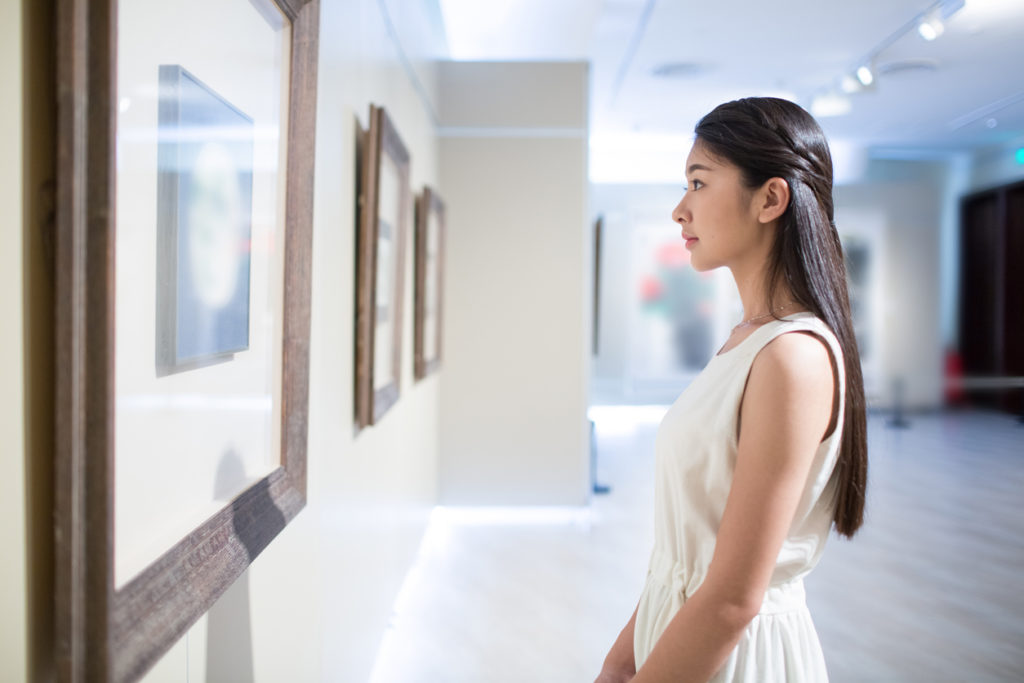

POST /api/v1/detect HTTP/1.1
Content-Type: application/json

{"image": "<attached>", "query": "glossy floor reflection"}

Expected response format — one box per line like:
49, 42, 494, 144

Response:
369, 411, 1024, 682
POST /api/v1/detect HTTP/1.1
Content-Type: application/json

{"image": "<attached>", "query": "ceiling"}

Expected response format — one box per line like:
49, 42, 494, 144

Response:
439, 0, 1024, 158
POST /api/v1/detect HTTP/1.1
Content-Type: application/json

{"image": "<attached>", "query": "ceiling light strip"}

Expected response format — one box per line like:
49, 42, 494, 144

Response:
609, 0, 657, 108
853, 0, 963, 65
377, 0, 441, 127
812, 0, 964, 115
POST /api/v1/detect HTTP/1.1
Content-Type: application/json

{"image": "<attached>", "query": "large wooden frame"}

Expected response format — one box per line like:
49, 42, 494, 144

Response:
54, 0, 320, 680
413, 186, 445, 380
355, 104, 411, 427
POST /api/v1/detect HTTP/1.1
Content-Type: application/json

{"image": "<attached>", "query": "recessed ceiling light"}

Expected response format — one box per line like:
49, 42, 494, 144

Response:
877, 59, 939, 76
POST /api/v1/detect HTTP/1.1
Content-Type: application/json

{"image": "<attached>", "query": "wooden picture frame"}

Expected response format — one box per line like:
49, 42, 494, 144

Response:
413, 187, 445, 380
54, 0, 320, 680
355, 104, 411, 427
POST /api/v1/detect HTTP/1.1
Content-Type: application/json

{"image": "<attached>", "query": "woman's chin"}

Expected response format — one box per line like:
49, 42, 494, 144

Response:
689, 258, 714, 273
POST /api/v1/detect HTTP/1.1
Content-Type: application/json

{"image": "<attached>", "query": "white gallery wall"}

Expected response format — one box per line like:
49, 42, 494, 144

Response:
437, 61, 591, 506
1, 0, 28, 679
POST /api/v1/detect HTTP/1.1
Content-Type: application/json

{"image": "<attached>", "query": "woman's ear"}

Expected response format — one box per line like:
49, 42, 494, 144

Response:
757, 177, 790, 224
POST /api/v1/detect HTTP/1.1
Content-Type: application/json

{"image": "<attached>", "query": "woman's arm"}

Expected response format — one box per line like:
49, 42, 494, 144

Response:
632, 331, 835, 683
596, 603, 639, 683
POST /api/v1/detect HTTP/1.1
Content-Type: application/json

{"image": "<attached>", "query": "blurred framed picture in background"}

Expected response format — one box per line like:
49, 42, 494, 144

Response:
355, 104, 411, 427
414, 186, 445, 381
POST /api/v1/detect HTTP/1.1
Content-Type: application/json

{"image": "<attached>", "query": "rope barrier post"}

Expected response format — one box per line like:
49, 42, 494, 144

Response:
590, 419, 611, 495
887, 375, 911, 429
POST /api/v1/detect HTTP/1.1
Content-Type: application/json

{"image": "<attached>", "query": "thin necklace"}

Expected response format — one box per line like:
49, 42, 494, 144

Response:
735, 302, 796, 329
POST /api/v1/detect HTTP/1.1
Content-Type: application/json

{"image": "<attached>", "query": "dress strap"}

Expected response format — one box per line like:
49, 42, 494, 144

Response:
737, 314, 842, 364
728, 313, 846, 413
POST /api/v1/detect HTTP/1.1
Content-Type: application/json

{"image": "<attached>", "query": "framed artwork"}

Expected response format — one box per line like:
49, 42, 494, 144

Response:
54, 0, 320, 680
413, 186, 445, 380
355, 104, 411, 427
156, 64, 254, 374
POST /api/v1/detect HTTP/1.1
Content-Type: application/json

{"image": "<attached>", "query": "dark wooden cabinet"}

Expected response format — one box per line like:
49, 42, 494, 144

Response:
959, 180, 1024, 413
1005, 188, 1024, 379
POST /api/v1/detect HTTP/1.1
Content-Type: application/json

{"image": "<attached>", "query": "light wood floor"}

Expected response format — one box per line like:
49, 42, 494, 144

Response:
369, 411, 1024, 682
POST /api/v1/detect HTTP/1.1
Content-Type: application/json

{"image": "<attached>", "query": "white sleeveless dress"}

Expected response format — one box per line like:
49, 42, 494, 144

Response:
633, 312, 845, 682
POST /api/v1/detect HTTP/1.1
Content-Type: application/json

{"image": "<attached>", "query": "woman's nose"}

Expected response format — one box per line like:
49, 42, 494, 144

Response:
672, 196, 688, 224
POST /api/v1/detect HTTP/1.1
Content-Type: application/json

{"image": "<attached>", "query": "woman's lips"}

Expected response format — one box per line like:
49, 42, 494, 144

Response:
683, 233, 698, 248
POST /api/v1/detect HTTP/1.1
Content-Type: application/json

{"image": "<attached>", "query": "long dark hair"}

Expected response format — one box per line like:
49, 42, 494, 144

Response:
695, 97, 867, 538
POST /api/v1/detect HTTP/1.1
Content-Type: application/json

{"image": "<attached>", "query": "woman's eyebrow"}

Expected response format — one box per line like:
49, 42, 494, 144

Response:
687, 163, 713, 175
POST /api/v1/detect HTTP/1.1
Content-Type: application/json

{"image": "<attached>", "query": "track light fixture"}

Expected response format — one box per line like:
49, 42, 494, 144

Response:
856, 65, 874, 87
918, 10, 945, 41
808, 0, 963, 118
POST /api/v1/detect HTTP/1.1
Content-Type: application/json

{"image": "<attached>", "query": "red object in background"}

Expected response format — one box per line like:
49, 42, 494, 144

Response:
655, 242, 690, 268
944, 349, 965, 404
639, 275, 664, 302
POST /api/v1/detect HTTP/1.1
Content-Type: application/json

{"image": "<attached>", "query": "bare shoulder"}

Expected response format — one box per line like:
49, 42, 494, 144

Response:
750, 331, 834, 399
741, 330, 836, 446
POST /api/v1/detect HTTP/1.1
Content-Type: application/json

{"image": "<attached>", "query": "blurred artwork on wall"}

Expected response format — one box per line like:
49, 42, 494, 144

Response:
155, 64, 254, 375
414, 186, 446, 381
631, 222, 717, 385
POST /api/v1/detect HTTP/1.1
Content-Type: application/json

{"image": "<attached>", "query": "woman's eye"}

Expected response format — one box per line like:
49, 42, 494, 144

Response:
689, 179, 704, 191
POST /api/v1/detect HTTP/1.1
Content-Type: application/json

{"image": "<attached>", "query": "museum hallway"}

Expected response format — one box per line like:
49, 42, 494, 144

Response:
369, 409, 1024, 683
9, 0, 1024, 679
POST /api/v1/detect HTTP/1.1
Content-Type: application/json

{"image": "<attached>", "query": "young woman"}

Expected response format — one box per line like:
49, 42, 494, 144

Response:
596, 97, 868, 683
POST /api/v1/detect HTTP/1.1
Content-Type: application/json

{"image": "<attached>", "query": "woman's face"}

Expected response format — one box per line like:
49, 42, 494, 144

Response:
672, 140, 772, 273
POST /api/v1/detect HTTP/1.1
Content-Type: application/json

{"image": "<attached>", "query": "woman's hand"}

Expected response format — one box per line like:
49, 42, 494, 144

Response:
597, 604, 639, 683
